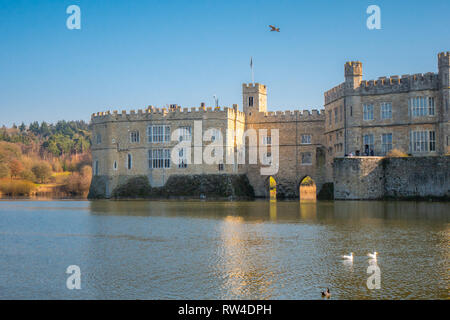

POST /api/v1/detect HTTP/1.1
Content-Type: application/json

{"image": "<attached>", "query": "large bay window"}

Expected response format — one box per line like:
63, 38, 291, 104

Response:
409, 97, 435, 117
147, 125, 171, 143
148, 149, 171, 169
411, 130, 436, 152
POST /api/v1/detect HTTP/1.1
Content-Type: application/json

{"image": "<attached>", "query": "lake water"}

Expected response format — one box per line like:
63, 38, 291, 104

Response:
0, 200, 448, 300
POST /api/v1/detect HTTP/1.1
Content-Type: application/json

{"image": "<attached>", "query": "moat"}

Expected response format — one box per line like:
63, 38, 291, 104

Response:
0, 200, 448, 299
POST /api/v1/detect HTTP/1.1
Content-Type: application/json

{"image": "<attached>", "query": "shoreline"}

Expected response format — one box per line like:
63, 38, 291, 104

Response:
1, 196, 449, 202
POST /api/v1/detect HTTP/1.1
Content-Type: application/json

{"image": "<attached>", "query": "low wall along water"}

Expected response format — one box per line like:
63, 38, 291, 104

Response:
333, 156, 450, 200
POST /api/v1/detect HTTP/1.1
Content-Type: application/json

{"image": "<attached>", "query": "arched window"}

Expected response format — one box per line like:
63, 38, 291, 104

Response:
127, 154, 132, 170
113, 160, 118, 170
249, 96, 254, 107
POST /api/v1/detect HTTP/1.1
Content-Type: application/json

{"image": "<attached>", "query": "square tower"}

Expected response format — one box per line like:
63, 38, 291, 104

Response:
344, 61, 363, 89
242, 83, 267, 114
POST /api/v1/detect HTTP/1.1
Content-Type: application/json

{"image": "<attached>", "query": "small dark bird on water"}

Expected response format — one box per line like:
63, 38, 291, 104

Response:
269, 25, 280, 32
321, 288, 331, 298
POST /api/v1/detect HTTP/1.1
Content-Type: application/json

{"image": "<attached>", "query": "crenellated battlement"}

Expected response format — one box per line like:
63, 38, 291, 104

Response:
91, 105, 246, 123
358, 72, 438, 94
438, 51, 450, 67
324, 83, 345, 105
325, 72, 440, 104
242, 82, 267, 91
247, 108, 325, 123
345, 61, 362, 77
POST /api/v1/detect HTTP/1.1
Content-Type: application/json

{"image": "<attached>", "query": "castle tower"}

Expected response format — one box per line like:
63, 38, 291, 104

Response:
242, 83, 267, 114
438, 52, 450, 153
344, 61, 363, 89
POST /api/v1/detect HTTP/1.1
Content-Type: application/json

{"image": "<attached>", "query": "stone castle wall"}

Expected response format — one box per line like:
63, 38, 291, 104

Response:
244, 109, 327, 198
324, 52, 450, 162
89, 51, 450, 200
334, 156, 450, 200
90, 101, 328, 199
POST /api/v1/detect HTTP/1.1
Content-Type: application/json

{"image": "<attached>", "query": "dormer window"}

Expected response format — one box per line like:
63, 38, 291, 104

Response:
249, 96, 254, 107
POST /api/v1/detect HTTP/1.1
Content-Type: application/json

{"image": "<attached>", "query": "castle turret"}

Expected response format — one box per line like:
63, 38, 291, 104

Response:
242, 83, 267, 114
438, 52, 450, 90
345, 61, 363, 89
438, 52, 450, 153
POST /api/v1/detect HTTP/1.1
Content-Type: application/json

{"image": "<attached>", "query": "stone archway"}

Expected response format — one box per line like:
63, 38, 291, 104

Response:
299, 176, 317, 201
269, 176, 277, 201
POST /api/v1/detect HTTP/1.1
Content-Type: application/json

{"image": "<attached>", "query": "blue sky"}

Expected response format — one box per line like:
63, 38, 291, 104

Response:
0, 0, 449, 126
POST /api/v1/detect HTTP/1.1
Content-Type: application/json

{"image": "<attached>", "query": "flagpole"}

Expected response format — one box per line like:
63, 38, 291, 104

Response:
250, 57, 254, 84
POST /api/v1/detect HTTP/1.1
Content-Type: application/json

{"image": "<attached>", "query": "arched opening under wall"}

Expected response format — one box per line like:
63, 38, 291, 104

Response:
299, 176, 316, 201
269, 176, 277, 201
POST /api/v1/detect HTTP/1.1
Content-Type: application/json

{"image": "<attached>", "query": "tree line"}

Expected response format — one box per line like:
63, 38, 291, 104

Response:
0, 120, 91, 158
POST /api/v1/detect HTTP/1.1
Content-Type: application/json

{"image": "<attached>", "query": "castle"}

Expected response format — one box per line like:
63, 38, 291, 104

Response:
90, 51, 450, 199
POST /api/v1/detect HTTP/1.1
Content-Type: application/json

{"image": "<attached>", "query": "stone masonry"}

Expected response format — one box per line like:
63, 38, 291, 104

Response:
90, 51, 450, 199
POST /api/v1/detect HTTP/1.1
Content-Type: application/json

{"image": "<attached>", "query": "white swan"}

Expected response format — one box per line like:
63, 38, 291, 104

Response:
367, 252, 378, 259
342, 252, 353, 260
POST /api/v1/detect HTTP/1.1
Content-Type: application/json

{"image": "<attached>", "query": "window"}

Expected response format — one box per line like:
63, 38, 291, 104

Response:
211, 128, 221, 142
339, 105, 343, 122
411, 130, 436, 152
381, 133, 393, 155
130, 130, 140, 143
264, 152, 272, 165
96, 134, 102, 144
164, 126, 171, 142
363, 134, 374, 154
148, 149, 170, 169
178, 126, 192, 142
334, 143, 343, 152
262, 135, 272, 145
301, 152, 312, 165
218, 163, 224, 171
334, 108, 338, 123
328, 111, 332, 125
410, 97, 435, 117
147, 125, 170, 143
178, 148, 188, 168
363, 104, 374, 121
350, 106, 353, 117
301, 134, 311, 144
113, 161, 117, 171
428, 97, 435, 116
380, 102, 392, 120
94, 160, 99, 175
249, 96, 253, 107
127, 154, 132, 170
429, 131, 436, 151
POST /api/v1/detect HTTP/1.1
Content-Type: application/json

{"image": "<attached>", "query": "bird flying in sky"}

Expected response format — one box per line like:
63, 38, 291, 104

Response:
269, 25, 280, 32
